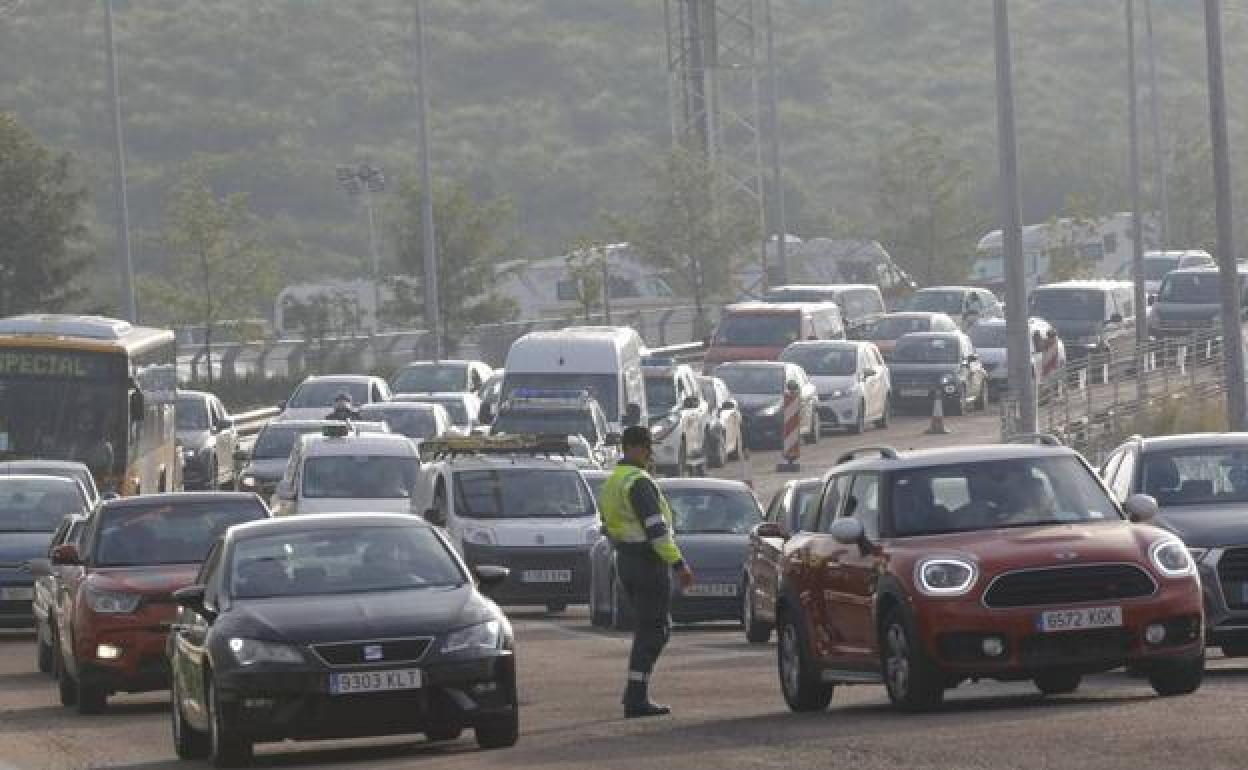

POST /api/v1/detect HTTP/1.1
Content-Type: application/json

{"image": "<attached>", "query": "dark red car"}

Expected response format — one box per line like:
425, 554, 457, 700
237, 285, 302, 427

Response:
765, 444, 1205, 712
51, 492, 269, 713
744, 478, 822, 644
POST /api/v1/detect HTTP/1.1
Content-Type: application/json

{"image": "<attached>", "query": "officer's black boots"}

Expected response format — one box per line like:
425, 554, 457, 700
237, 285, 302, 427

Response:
623, 680, 671, 718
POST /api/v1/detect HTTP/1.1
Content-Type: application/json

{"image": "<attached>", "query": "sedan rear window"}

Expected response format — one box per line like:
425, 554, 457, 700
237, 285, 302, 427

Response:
1141, 448, 1248, 506
892, 337, 959, 364
0, 479, 84, 532
663, 486, 761, 534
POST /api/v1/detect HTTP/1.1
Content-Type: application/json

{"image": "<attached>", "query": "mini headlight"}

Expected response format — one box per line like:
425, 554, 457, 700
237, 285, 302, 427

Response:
1151, 539, 1196, 577
441, 620, 502, 654
87, 588, 141, 614
227, 638, 304, 666
916, 558, 977, 596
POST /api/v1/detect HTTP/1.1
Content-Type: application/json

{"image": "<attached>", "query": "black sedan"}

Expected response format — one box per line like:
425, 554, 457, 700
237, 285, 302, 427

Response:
589, 478, 762, 629
167, 514, 517, 766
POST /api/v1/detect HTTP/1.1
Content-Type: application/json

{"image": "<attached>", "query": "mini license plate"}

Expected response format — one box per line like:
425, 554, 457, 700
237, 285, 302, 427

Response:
900, 387, 930, 398
521, 569, 572, 583
329, 668, 423, 695
0, 587, 33, 601
684, 583, 738, 598
1037, 606, 1122, 633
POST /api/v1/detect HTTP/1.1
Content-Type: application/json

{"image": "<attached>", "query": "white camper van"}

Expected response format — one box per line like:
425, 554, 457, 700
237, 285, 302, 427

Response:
501, 327, 648, 433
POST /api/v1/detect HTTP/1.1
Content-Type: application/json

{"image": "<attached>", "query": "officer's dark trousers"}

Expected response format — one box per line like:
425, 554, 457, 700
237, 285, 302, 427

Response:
616, 544, 672, 698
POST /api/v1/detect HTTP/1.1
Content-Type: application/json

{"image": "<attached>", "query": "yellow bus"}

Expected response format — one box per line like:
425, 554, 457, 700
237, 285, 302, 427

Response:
0, 315, 179, 496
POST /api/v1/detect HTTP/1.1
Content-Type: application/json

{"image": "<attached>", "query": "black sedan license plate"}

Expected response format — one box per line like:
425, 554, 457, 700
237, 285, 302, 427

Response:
329, 668, 424, 695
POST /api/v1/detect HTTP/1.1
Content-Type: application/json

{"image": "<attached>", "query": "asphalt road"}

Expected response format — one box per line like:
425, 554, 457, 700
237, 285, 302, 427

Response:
5, 613, 1248, 770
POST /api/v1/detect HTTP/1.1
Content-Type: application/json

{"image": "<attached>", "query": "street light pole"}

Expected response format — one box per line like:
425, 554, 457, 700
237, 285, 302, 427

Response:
764, 0, 787, 286
1203, 0, 1247, 430
414, 0, 442, 360
1126, 0, 1149, 398
992, 0, 1036, 435
104, 0, 136, 323
1144, 0, 1169, 250
362, 186, 381, 330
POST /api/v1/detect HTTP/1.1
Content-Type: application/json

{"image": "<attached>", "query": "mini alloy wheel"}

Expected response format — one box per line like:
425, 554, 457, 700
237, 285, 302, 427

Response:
882, 609, 943, 711
777, 613, 832, 712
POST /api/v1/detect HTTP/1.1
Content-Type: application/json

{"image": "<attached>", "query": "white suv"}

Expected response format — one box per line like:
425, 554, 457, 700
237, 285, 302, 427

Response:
643, 358, 710, 477
271, 427, 421, 517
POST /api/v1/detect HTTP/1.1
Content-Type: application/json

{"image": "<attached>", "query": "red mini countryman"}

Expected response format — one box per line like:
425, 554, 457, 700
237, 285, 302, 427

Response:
766, 443, 1204, 712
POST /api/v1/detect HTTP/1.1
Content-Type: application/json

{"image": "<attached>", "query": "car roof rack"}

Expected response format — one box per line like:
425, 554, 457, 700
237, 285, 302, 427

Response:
419, 433, 572, 462
1007, 432, 1064, 447
835, 446, 899, 465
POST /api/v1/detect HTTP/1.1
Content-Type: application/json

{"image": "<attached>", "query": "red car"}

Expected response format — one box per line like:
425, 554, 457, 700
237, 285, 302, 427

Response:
764, 444, 1205, 712
51, 492, 269, 714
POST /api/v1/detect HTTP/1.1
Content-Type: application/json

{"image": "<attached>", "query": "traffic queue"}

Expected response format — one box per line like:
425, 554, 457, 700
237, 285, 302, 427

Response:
0, 300, 1230, 768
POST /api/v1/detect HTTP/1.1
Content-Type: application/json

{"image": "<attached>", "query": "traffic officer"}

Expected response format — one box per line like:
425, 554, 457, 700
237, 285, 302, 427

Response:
600, 425, 695, 718
325, 391, 361, 421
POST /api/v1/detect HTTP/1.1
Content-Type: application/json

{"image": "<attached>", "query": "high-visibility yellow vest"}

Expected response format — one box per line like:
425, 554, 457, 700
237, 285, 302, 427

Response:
600, 464, 683, 566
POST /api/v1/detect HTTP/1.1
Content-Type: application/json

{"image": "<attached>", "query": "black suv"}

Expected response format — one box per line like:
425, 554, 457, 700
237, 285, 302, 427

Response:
1101, 433, 1248, 657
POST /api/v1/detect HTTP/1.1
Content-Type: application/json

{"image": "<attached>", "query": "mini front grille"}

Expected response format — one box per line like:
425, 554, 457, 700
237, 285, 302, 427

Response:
983, 564, 1156, 608
312, 637, 431, 667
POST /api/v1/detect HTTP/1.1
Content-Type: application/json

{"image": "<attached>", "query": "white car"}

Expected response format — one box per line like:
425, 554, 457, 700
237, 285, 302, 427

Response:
781, 340, 891, 434
358, 401, 454, 443
643, 358, 710, 477
395, 392, 484, 436
968, 317, 1066, 399
271, 427, 421, 517
390, 359, 494, 396
278, 375, 392, 421
413, 435, 601, 612
698, 375, 743, 469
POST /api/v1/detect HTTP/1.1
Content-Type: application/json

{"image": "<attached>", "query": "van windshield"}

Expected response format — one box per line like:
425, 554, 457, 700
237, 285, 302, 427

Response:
503, 374, 619, 421
904, 290, 965, 315
1159, 273, 1220, 304
714, 314, 800, 347
1030, 289, 1105, 322
453, 469, 593, 518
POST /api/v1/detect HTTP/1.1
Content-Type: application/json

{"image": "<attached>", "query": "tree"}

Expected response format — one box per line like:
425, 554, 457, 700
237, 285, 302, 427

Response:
874, 127, 985, 286
139, 167, 278, 383
0, 112, 91, 316
391, 180, 518, 353
563, 239, 609, 322
626, 147, 760, 338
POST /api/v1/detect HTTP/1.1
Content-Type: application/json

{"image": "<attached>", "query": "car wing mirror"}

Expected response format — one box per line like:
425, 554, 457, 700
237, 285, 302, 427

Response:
424, 507, 448, 527
27, 558, 51, 578
50, 544, 81, 566
829, 517, 867, 549
172, 584, 215, 619
753, 521, 789, 540
1124, 493, 1159, 523
472, 565, 510, 591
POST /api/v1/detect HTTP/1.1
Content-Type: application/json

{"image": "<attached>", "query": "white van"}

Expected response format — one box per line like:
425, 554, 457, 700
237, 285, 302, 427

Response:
501, 326, 648, 433
413, 435, 602, 611
271, 427, 421, 517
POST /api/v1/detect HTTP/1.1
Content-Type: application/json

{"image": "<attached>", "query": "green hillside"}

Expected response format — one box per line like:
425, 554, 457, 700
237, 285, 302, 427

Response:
2, 0, 1245, 313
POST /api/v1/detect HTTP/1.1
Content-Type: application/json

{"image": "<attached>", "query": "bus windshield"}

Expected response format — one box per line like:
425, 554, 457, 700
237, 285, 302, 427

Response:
0, 349, 129, 478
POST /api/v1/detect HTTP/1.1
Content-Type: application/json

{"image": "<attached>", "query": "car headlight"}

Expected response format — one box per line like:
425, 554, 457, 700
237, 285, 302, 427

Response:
939, 374, 955, 385
915, 558, 977, 596
1151, 539, 1196, 577
441, 620, 502, 654
87, 587, 142, 614
758, 402, 783, 417
227, 637, 305, 666
827, 389, 848, 400
239, 474, 257, 489
650, 416, 680, 442
463, 524, 495, 546
1188, 548, 1209, 565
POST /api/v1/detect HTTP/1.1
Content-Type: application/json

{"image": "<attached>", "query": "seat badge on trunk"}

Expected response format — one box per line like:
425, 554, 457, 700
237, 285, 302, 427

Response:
364, 644, 383, 662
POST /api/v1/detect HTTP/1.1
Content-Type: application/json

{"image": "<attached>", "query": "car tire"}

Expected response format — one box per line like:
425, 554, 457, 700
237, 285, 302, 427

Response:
974, 382, 987, 412
425, 725, 464, 742
589, 577, 610, 628
849, 401, 865, 435
75, 675, 107, 715
1033, 671, 1082, 695
803, 410, 819, 444
208, 459, 219, 491
57, 648, 78, 708
475, 710, 519, 750
707, 430, 726, 470
777, 609, 833, 712
875, 395, 892, 429
36, 625, 53, 674
610, 571, 634, 632
946, 393, 965, 417
742, 577, 771, 645
1221, 642, 1248, 658
172, 675, 210, 760
728, 427, 742, 461
881, 607, 944, 712
208, 677, 253, 767
1148, 654, 1204, 697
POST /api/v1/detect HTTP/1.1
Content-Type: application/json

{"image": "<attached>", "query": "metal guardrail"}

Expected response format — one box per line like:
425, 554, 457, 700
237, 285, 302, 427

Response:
1001, 328, 1231, 463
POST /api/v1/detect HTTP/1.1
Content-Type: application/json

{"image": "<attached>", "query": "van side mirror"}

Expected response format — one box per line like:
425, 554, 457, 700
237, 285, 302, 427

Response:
1110, 313, 1124, 324
172, 585, 215, 620
424, 507, 447, 527
753, 521, 789, 540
